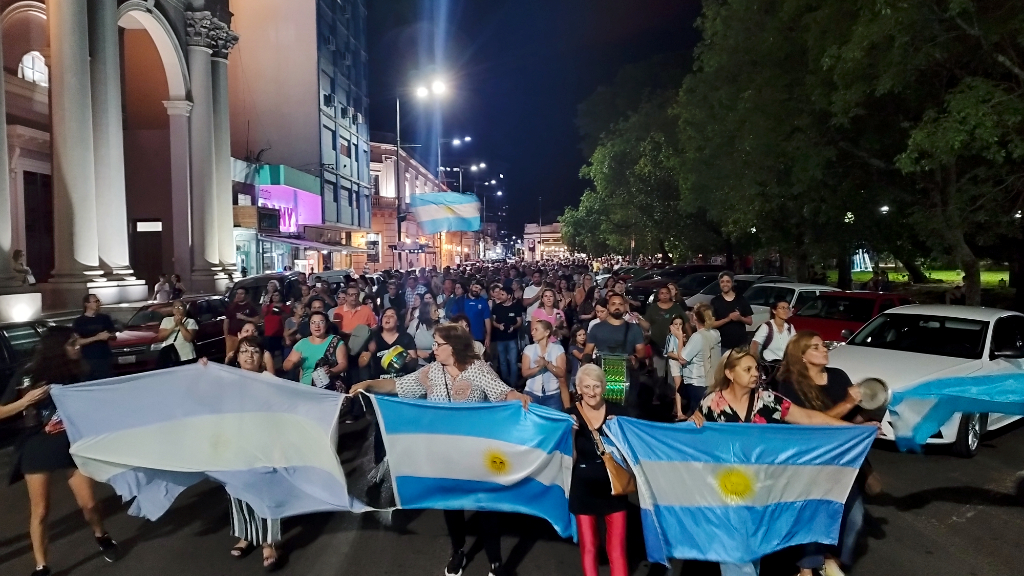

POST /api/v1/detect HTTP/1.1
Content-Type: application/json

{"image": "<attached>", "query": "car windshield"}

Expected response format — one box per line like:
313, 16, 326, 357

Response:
848, 313, 988, 360
127, 305, 173, 327
796, 296, 877, 323
744, 285, 795, 307
678, 274, 716, 291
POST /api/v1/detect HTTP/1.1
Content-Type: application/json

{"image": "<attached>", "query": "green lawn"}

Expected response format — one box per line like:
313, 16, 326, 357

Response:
827, 269, 1010, 287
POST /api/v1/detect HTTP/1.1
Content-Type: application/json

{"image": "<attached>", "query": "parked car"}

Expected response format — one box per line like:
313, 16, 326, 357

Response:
309, 269, 356, 287
229, 272, 308, 305
684, 275, 793, 308
742, 283, 839, 333
790, 291, 915, 347
828, 305, 1024, 457
627, 265, 726, 313
109, 295, 229, 376
0, 319, 56, 444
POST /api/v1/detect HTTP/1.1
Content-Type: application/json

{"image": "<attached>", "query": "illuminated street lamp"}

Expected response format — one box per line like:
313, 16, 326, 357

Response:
431, 80, 447, 95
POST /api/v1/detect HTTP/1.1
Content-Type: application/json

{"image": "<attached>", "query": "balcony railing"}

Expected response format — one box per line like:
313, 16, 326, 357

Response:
371, 196, 399, 208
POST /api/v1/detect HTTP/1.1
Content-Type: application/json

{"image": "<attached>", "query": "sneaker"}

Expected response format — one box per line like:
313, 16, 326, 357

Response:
95, 533, 121, 562
488, 561, 510, 576
444, 549, 466, 576
30, 567, 51, 576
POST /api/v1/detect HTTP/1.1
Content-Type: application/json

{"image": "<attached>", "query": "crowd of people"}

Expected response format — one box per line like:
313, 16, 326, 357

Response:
1, 258, 878, 576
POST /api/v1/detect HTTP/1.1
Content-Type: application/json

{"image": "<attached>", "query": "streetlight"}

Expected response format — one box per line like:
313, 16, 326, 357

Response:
431, 80, 447, 95
880, 205, 890, 214
496, 191, 503, 196
471, 165, 479, 171
490, 179, 496, 184
415, 86, 429, 98
479, 162, 487, 168
397, 80, 448, 254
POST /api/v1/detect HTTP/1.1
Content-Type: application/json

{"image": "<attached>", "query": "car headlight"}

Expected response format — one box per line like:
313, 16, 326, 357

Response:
150, 343, 164, 352
823, 340, 844, 350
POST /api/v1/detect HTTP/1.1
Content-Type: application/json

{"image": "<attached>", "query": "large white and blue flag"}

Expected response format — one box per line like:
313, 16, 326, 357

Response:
604, 418, 875, 564
370, 394, 575, 537
50, 363, 359, 520
889, 372, 1024, 451
409, 192, 481, 234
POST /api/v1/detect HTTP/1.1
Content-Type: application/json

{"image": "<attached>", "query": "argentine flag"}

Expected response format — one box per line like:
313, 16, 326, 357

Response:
409, 192, 481, 234
890, 372, 1024, 451
370, 395, 575, 537
50, 363, 359, 520
604, 418, 875, 564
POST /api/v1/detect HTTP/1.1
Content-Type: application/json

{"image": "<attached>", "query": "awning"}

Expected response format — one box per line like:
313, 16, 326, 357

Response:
259, 235, 374, 253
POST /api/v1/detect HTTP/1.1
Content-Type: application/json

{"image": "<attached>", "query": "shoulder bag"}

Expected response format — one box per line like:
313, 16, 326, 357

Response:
157, 328, 181, 368
577, 402, 637, 496
311, 336, 347, 392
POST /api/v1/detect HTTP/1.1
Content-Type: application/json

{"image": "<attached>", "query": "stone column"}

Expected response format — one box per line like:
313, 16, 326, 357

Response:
211, 25, 239, 275
47, 0, 102, 282
88, 0, 132, 278
185, 12, 221, 290
164, 101, 193, 287
0, 24, 19, 288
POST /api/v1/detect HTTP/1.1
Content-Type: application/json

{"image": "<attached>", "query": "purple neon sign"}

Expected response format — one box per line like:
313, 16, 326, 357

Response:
257, 185, 323, 233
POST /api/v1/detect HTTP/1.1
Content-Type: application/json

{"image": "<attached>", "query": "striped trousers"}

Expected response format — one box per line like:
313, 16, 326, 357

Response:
229, 497, 281, 546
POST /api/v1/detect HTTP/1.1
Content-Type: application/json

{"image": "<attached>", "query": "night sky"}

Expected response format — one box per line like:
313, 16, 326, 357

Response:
367, 0, 702, 236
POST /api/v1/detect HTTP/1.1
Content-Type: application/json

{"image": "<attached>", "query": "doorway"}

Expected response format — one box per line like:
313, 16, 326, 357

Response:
130, 220, 164, 290
22, 171, 53, 283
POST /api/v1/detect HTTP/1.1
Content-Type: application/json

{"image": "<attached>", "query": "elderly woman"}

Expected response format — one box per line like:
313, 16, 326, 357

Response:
351, 324, 532, 576
568, 363, 632, 576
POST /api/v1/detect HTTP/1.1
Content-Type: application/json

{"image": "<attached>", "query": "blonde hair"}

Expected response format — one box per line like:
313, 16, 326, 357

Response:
576, 363, 606, 391
708, 347, 756, 393
693, 302, 715, 328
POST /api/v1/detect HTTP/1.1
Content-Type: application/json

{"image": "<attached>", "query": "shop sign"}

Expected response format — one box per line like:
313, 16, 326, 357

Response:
366, 240, 380, 263
258, 185, 323, 234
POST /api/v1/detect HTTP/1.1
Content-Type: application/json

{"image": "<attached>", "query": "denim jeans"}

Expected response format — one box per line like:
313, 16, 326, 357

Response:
525, 390, 563, 410
720, 560, 760, 576
839, 484, 865, 566
493, 339, 520, 385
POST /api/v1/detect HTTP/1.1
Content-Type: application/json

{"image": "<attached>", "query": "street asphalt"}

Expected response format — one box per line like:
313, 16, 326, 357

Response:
2, 418, 1024, 576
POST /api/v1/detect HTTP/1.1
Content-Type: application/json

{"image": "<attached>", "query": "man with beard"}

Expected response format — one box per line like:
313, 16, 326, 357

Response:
584, 293, 646, 365
462, 280, 492, 349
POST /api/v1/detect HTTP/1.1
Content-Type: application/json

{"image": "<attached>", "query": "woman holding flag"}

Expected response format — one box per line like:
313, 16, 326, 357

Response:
351, 324, 532, 576
700, 347, 861, 576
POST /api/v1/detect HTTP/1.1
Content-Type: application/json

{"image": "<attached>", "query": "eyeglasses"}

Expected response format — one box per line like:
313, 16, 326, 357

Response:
432, 341, 450, 350
238, 347, 260, 356
310, 320, 327, 326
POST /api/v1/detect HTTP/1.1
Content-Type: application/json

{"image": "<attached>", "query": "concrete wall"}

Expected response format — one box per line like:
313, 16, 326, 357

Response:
228, 0, 319, 168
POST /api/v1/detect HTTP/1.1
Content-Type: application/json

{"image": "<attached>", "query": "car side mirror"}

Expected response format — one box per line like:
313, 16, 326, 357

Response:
113, 320, 126, 332
840, 329, 853, 341
991, 347, 1024, 360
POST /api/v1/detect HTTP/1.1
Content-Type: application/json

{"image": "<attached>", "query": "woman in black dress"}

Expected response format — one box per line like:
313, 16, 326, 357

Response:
0, 327, 120, 576
359, 307, 418, 379
568, 363, 630, 576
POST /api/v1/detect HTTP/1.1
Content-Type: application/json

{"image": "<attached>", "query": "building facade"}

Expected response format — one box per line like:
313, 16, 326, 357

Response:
0, 0, 243, 313
523, 223, 566, 262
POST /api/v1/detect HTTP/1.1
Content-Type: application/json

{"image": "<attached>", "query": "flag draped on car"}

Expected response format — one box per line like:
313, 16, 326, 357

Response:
408, 192, 481, 234
370, 394, 576, 538
50, 363, 360, 520
604, 418, 875, 565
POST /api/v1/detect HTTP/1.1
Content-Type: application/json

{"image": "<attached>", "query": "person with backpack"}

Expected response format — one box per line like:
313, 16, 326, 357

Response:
749, 297, 794, 387
675, 303, 721, 416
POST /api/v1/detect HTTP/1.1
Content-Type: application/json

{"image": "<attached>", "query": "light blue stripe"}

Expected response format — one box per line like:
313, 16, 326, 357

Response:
642, 500, 844, 564
393, 475, 574, 538
409, 192, 478, 207
374, 395, 574, 455
417, 215, 481, 234
51, 363, 342, 439
606, 417, 875, 468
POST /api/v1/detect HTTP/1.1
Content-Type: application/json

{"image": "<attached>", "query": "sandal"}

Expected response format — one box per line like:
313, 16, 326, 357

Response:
263, 545, 281, 572
231, 541, 256, 559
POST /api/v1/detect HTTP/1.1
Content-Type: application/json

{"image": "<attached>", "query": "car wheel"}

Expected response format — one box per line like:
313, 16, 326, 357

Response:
952, 413, 987, 458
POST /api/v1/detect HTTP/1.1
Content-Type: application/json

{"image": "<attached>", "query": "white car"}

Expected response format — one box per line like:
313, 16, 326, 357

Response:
741, 283, 839, 332
684, 275, 792, 309
828, 304, 1024, 457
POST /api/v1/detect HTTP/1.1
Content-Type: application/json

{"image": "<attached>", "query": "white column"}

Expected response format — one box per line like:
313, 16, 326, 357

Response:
88, 0, 132, 278
211, 25, 239, 275
47, 0, 102, 282
185, 12, 220, 288
164, 101, 193, 287
0, 25, 18, 288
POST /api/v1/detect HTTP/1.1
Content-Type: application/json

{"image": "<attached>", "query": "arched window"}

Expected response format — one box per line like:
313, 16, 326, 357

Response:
18, 51, 48, 87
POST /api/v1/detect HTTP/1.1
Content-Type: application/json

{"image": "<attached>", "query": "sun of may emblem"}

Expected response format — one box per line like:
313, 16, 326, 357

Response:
442, 205, 458, 216
715, 466, 756, 504
485, 450, 510, 475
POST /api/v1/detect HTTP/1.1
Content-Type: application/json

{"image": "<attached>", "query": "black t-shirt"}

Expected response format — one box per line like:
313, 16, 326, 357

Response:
588, 321, 644, 355
491, 301, 525, 342
567, 401, 630, 516
72, 314, 116, 359
710, 293, 754, 350
777, 367, 859, 422
369, 330, 418, 379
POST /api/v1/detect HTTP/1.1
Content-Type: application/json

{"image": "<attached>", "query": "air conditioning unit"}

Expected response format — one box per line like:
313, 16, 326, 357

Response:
347, 106, 356, 118
322, 93, 336, 108
355, 113, 364, 125
325, 36, 336, 51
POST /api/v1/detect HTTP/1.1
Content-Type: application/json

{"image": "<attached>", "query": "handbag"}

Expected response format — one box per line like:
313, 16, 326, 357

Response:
311, 336, 347, 392
157, 329, 181, 368
577, 402, 637, 496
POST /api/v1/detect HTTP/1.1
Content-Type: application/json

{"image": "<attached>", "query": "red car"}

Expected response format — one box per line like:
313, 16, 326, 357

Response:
109, 295, 230, 375
789, 291, 915, 346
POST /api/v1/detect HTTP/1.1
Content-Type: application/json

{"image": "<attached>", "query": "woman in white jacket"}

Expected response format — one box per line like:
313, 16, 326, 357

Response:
673, 302, 720, 417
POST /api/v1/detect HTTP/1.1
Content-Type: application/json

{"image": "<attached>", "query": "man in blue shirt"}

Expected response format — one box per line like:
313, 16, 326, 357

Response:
462, 280, 492, 348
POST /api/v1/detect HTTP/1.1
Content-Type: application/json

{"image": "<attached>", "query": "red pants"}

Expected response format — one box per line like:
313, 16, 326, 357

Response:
576, 511, 628, 576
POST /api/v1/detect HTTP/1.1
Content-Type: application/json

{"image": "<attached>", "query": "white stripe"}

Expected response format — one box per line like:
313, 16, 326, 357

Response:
385, 433, 572, 494
639, 461, 857, 508
413, 203, 480, 221
69, 413, 344, 483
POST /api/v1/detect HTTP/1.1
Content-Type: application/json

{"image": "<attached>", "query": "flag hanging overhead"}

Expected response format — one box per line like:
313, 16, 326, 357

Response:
50, 363, 360, 521
604, 418, 875, 565
409, 192, 481, 234
370, 394, 576, 538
